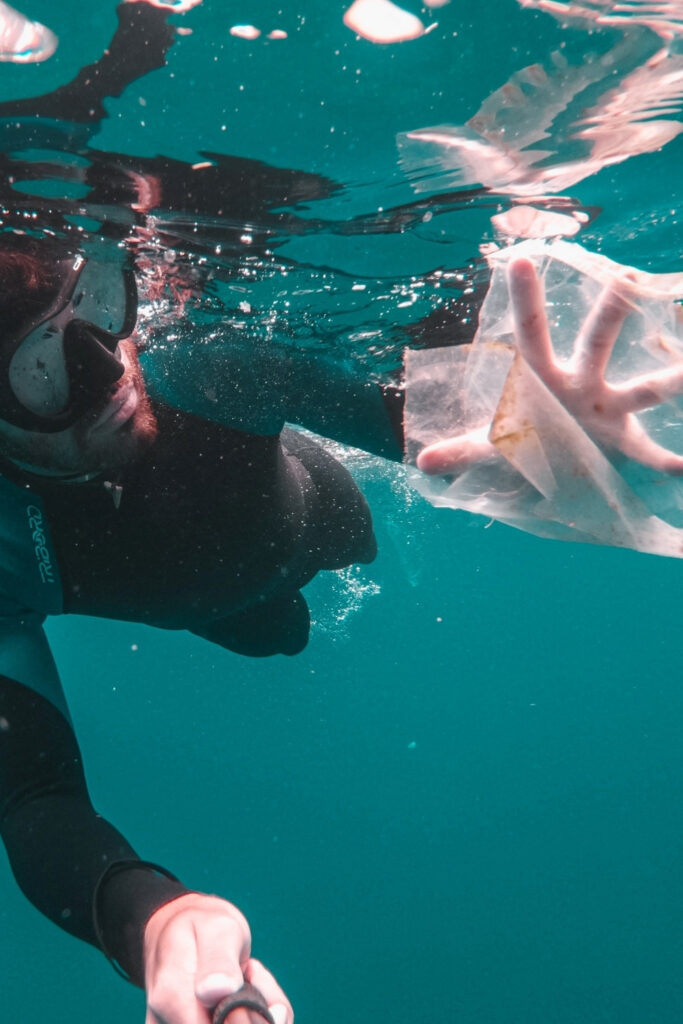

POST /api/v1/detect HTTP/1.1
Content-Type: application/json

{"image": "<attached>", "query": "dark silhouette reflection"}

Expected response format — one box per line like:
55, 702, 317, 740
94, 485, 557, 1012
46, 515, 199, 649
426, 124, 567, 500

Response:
0, 1, 594, 368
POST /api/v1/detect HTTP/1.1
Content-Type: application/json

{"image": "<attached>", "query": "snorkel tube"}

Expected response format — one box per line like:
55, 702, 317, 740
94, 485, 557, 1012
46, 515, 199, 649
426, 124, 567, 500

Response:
212, 983, 275, 1024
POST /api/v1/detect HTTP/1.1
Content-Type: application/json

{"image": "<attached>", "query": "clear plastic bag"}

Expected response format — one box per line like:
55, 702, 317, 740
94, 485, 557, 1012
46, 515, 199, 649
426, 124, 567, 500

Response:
404, 240, 683, 557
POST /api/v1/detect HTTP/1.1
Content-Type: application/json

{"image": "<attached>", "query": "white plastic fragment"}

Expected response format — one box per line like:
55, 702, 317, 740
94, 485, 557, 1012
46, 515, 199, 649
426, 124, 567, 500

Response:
490, 206, 581, 239
404, 240, 683, 558
0, 0, 57, 63
128, 0, 203, 11
230, 24, 261, 40
343, 0, 426, 43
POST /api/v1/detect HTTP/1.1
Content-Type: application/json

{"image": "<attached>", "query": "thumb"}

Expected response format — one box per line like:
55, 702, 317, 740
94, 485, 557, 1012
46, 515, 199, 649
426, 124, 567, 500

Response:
192, 901, 250, 1003
194, 917, 248, 1007
196, 970, 245, 1009
417, 425, 495, 475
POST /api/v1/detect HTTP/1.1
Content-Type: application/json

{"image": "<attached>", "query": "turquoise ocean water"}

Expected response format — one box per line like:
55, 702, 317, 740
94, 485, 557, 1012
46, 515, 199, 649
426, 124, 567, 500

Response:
1, 2, 682, 1022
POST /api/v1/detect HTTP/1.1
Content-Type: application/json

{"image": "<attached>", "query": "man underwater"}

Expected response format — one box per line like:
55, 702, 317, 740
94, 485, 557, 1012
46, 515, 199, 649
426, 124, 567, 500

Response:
0, 5, 405, 1020
3, 4, 683, 1024
0, 234, 357, 1024
3, 226, 682, 1024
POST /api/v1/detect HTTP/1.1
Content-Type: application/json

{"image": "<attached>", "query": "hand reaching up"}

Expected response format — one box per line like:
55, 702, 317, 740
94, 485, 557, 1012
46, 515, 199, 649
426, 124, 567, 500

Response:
417, 257, 683, 478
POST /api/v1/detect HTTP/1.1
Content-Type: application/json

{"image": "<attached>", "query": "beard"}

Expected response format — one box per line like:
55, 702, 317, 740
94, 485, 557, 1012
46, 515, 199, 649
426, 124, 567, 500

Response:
75, 340, 158, 473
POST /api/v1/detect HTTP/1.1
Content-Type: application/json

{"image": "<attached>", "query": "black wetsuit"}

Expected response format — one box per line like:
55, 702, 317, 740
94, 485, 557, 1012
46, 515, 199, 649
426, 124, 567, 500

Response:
0, 4, 387, 982
0, 402, 377, 984
0, 1, 479, 989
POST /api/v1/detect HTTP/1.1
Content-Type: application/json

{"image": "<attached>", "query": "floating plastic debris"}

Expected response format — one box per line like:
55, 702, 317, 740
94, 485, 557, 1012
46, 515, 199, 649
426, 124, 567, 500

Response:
343, 0, 426, 43
405, 241, 683, 558
490, 206, 582, 239
0, 1, 57, 63
230, 24, 261, 40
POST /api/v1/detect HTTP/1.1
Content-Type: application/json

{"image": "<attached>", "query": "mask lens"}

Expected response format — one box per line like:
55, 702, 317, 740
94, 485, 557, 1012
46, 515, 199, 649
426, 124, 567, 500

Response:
8, 320, 70, 417
71, 261, 130, 334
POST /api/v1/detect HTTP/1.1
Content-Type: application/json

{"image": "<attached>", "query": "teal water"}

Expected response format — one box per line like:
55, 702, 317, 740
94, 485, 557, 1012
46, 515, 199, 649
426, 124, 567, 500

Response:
1, 2, 682, 1022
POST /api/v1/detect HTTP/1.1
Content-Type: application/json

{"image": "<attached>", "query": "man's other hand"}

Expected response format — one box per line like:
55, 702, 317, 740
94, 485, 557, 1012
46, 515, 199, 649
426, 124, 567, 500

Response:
143, 893, 292, 1024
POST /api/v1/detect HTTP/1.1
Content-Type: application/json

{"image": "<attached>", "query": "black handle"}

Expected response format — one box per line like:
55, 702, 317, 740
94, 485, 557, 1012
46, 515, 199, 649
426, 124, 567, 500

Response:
212, 983, 275, 1024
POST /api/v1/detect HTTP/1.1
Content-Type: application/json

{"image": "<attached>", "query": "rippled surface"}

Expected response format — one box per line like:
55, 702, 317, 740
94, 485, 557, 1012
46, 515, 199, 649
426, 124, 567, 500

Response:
0, 0, 681, 358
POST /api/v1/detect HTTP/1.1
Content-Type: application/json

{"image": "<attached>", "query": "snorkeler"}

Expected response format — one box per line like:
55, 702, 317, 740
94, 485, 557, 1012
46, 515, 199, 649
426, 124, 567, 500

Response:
3, 230, 683, 1024
0, 228, 390, 1022
2, 5, 683, 1024
0, 8, 384, 1023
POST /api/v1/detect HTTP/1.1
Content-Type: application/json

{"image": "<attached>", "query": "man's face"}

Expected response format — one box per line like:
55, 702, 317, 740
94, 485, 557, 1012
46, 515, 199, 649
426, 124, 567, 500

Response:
0, 256, 158, 476
0, 338, 157, 477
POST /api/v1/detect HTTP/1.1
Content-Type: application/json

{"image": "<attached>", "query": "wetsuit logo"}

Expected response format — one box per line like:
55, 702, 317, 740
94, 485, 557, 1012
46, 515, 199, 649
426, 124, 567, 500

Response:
26, 505, 55, 585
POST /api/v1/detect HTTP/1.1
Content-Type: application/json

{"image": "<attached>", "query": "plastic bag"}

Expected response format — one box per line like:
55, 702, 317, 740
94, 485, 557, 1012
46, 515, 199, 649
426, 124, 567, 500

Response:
404, 240, 683, 557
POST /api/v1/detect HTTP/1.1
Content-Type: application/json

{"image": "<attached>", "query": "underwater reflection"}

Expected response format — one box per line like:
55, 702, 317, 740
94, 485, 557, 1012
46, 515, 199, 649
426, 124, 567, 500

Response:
400, 6, 683, 218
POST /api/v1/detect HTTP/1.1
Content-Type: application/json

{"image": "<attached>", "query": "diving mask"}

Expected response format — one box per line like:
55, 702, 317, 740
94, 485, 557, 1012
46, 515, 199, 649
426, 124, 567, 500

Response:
0, 254, 138, 433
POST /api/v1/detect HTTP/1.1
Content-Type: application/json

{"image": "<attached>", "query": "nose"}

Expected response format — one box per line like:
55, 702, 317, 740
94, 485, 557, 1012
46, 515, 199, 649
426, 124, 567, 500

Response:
63, 320, 125, 402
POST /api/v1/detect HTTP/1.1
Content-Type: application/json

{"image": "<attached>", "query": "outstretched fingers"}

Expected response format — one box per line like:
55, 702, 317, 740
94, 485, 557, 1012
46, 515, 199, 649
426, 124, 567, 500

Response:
619, 416, 683, 475
571, 277, 635, 383
612, 360, 683, 414
508, 258, 562, 389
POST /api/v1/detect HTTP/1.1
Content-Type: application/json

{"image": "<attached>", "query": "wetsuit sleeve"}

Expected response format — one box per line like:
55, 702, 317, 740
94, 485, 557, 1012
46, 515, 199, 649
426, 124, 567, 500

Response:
141, 283, 487, 461
277, 351, 405, 460
141, 339, 405, 461
0, 665, 189, 987
271, 287, 486, 458
0, 2, 176, 123
0, 611, 70, 720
